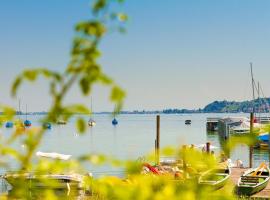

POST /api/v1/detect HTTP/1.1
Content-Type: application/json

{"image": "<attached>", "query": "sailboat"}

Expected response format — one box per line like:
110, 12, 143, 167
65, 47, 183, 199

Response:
112, 108, 118, 126
88, 97, 96, 127
24, 104, 32, 127
5, 121, 13, 128
231, 63, 262, 134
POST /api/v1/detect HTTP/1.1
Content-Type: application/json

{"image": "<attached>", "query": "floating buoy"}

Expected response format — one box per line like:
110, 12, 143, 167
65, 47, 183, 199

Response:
5, 121, 13, 128
112, 118, 118, 126
24, 120, 32, 127
43, 122, 52, 129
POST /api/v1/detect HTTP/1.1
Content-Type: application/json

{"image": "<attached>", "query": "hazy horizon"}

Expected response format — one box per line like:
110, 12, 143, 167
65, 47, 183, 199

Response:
1, 0, 270, 112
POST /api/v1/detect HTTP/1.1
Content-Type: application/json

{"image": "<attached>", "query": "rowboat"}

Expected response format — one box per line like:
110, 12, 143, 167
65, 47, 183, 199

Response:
237, 163, 270, 195
198, 168, 231, 190
3, 152, 91, 191
3, 172, 87, 190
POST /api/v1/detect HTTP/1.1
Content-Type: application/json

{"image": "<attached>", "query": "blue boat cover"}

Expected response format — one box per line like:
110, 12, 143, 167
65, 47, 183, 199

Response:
258, 134, 269, 142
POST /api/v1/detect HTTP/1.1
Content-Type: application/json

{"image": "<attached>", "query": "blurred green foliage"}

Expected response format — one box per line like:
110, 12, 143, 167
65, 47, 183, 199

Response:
0, 0, 262, 199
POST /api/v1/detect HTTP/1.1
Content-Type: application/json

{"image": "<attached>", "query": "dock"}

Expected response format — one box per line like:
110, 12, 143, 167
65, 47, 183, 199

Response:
206, 117, 220, 131
228, 167, 270, 199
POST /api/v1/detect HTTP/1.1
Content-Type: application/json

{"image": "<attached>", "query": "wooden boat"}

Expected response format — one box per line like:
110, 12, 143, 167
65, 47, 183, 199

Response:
3, 172, 86, 190
237, 163, 270, 195
198, 168, 231, 190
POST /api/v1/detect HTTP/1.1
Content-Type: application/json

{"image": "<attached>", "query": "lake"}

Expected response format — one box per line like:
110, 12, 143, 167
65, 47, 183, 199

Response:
0, 113, 269, 177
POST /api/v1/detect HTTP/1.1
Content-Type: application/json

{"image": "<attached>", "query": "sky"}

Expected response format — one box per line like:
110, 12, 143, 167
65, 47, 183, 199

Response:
1, 0, 270, 112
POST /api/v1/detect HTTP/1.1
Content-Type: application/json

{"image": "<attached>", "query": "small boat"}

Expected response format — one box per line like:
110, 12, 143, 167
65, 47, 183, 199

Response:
3, 172, 86, 190
237, 163, 270, 195
24, 104, 31, 127
5, 121, 13, 128
42, 122, 52, 129
198, 167, 231, 190
36, 151, 71, 160
3, 151, 91, 191
57, 120, 67, 125
185, 120, 191, 125
24, 119, 32, 127
112, 118, 118, 126
258, 143, 268, 150
88, 119, 96, 127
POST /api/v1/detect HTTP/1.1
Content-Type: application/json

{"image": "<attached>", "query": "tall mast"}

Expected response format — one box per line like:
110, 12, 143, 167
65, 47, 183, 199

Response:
19, 99, 21, 115
250, 62, 255, 113
26, 104, 28, 120
91, 96, 93, 115
258, 82, 261, 122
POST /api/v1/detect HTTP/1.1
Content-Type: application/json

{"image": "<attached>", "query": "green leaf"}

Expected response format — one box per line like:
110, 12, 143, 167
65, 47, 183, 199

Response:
110, 85, 125, 102
80, 77, 91, 95
117, 13, 128, 22
76, 118, 86, 133
76, 21, 106, 37
92, 0, 107, 13
11, 76, 22, 97
23, 70, 38, 81
64, 104, 90, 114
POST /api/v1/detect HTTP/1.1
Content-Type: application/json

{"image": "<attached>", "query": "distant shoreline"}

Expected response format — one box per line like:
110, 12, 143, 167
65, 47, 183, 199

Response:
1, 98, 269, 115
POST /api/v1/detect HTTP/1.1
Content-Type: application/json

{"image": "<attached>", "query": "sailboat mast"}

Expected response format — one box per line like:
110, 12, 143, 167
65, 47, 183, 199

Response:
258, 82, 261, 122
19, 99, 21, 115
250, 62, 255, 113
91, 96, 93, 115
26, 104, 28, 120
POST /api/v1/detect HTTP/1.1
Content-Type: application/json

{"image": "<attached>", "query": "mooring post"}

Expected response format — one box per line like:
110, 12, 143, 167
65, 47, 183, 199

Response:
155, 139, 157, 164
249, 112, 254, 168
156, 115, 160, 165
183, 145, 187, 178
206, 142, 210, 153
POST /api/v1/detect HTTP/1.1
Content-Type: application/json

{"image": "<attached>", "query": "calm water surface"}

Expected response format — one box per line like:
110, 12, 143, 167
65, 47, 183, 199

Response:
0, 113, 269, 176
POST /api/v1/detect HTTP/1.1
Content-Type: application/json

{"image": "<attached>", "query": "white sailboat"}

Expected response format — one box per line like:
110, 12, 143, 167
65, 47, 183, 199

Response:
231, 63, 264, 134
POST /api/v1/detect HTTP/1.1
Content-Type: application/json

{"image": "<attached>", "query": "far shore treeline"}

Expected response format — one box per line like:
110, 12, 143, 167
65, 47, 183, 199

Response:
2, 97, 270, 115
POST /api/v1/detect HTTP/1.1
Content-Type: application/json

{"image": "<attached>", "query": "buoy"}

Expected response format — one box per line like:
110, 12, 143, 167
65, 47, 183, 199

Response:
5, 121, 13, 128
24, 120, 32, 127
112, 118, 118, 126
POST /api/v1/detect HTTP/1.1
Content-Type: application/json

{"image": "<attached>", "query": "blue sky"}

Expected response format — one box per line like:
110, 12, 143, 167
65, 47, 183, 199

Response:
1, 0, 270, 111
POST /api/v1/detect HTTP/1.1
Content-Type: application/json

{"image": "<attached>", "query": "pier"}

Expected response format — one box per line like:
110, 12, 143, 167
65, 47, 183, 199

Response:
206, 117, 220, 131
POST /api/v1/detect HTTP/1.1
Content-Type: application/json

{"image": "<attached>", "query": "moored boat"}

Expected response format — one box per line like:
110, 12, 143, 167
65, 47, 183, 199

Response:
198, 167, 231, 190
5, 121, 13, 128
112, 118, 118, 126
88, 118, 96, 127
3, 172, 86, 190
237, 163, 270, 195
57, 120, 67, 125
185, 120, 191, 125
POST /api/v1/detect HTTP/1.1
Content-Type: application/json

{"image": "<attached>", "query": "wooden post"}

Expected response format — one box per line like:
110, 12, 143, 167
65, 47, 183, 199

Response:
156, 115, 160, 165
249, 112, 254, 168
183, 145, 187, 178
155, 139, 157, 164
206, 142, 210, 153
